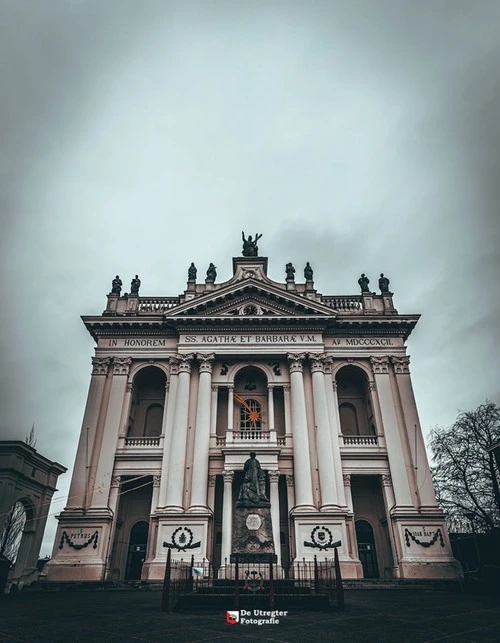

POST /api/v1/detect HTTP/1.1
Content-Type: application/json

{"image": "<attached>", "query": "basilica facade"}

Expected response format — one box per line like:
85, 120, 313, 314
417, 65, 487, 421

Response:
44, 246, 461, 582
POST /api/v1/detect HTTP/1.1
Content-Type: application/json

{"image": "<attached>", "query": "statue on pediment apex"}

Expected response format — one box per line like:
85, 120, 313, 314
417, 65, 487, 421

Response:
188, 262, 197, 281
242, 231, 262, 257
285, 262, 295, 281
111, 275, 122, 295
130, 275, 141, 294
304, 262, 313, 280
379, 273, 391, 293
206, 263, 217, 283
358, 273, 370, 293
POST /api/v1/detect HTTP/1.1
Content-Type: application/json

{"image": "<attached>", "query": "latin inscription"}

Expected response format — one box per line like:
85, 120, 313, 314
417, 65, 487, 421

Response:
330, 338, 395, 346
183, 334, 319, 344
106, 339, 167, 347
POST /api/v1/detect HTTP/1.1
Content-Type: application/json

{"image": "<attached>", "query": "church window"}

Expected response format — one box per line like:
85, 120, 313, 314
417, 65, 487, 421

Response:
239, 398, 262, 430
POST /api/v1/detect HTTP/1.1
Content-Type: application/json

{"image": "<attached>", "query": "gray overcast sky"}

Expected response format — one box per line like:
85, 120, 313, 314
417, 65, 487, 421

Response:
1, 1, 499, 555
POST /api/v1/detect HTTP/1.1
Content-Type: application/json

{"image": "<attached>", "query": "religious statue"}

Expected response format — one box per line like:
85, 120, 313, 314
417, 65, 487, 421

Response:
111, 275, 122, 295
130, 275, 141, 294
304, 262, 313, 280
206, 263, 217, 282
379, 273, 390, 293
285, 262, 295, 281
237, 452, 269, 506
188, 262, 197, 281
358, 273, 370, 293
241, 231, 263, 257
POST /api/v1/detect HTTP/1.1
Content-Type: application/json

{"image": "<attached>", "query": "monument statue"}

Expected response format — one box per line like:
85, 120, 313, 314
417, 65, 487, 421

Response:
206, 263, 217, 282
241, 231, 262, 257
358, 273, 370, 293
379, 273, 390, 293
188, 262, 197, 281
237, 452, 269, 506
130, 275, 141, 294
285, 262, 296, 281
111, 275, 122, 295
304, 262, 313, 280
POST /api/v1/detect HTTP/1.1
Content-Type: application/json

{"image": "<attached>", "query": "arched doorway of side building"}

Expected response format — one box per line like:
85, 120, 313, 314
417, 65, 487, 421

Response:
125, 521, 149, 580
355, 519, 379, 579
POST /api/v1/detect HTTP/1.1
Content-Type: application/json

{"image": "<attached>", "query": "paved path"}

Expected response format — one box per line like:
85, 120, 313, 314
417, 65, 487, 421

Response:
1, 589, 499, 643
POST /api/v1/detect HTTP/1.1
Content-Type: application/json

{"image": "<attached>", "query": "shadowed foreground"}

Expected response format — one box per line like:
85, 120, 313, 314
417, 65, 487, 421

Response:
0, 589, 499, 643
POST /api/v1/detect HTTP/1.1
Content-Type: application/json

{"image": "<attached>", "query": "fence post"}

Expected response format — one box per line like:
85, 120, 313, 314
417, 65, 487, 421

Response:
314, 555, 319, 592
233, 555, 240, 610
188, 554, 194, 592
269, 555, 276, 609
161, 548, 172, 612
334, 546, 344, 609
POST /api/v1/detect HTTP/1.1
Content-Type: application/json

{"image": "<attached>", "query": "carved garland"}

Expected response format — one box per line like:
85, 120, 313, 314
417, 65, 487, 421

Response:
163, 526, 201, 552
404, 528, 444, 548
59, 530, 99, 550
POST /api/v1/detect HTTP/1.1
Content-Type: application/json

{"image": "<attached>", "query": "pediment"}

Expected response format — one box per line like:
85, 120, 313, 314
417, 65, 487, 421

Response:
166, 281, 337, 319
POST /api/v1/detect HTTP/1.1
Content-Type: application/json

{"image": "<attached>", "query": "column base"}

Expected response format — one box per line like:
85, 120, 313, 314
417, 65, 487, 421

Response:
290, 504, 317, 513
186, 505, 211, 513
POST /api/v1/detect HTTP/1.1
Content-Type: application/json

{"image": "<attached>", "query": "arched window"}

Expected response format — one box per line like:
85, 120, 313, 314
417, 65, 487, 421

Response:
339, 403, 360, 436
239, 398, 262, 430
144, 403, 163, 437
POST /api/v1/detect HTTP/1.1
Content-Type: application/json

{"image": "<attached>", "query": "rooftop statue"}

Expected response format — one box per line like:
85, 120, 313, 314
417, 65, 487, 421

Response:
304, 262, 313, 280
206, 263, 217, 283
241, 231, 263, 257
285, 262, 296, 281
188, 262, 197, 281
111, 275, 122, 295
237, 452, 269, 506
130, 275, 141, 295
358, 273, 370, 293
379, 273, 391, 294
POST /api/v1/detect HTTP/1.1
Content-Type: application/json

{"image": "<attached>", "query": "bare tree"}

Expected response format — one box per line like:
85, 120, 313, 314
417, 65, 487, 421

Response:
0, 502, 26, 563
430, 401, 500, 533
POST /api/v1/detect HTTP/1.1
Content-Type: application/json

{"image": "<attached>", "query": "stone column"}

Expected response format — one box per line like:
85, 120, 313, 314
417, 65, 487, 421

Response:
227, 385, 234, 432
285, 475, 295, 559
158, 359, 178, 507
325, 361, 346, 507
210, 385, 218, 438
189, 353, 215, 511
269, 470, 281, 565
221, 470, 234, 565
391, 356, 437, 508
91, 357, 132, 509
370, 357, 414, 508
165, 353, 194, 511
380, 473, 401, 576
287, 353, 315, 510
104, 475, 122, 579
343, 474, 356, 559
67, 357, 111, 510
207, 475, 217, 513
309, 354, 339, 510
268, 385, 275, 430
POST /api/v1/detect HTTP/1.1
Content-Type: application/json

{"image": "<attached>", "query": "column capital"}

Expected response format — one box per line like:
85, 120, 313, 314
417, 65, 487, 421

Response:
91, 356, 111, 376
322, 356, 334, 374
111, 475, 121, 488
153, 473, 161, 487
208, 475, 217, 487
211, 384, 218, 392
381, 473, 393, 487
287, 352, 307, 373
283, 384, 291, 393
390, 355, 411, 374
285, 474, 294, 487
370, 355, 390, 374
268, 470, 281, 484
168, 356, 180, 375
308, 353, 328, 373
126, 381, 134, 393
176, 353, 195, 374
197, 352, 216, 373
222, 470, 234, 483
112, 357, 132, 375
343, 473, 351, 486
368, 380, 376, 391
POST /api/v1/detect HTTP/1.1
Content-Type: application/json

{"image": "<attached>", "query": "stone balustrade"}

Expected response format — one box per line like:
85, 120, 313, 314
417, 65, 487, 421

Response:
341, 435, 379, 446
321, 296, 363, 313
125, 436, 161, 447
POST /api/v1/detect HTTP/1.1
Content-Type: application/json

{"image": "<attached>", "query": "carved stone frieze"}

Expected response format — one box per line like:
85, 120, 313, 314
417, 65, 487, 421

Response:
370, 356, 390, 374
287, 352, 307, 373
391, 355, 411, 374
113, 357, 132, 375
91, 357, 111, 376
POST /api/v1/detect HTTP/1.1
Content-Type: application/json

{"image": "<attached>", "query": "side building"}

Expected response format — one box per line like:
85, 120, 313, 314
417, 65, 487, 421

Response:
44, 249, 461, 582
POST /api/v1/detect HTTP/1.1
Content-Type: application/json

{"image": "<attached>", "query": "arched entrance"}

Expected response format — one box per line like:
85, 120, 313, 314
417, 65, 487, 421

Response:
125, 521, 149, 580
355, 519, 379, 579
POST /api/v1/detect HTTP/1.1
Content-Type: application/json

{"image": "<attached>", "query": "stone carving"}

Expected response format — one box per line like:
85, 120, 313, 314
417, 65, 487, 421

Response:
177, 353, 194, 373
391, 355, 411, 374
368, 381, 376, 391
188, 262, 197, 281
268, 470, 280, 484
220, 362, 230, 375
309, 353, 327, 373
91, 357, 111, 376
303, 526, 339, 551
208, 475, 217, 487
304, 262, 313, 280
285, 262, 296, 281
379, 273, 390, 294
205, 263, 217, 283
370, 356, 390, 374
222, 470, 234, 484
287, 352, 306, 373
111, 275, 122, 295
236, 452, 269, 507
197, 352, 215, 373
130, 275, 141, 294
168, 356, 180, 376
358, 273, 370, 293
112, 357, 132, 375
381, 473, 392, 486
111, 475, 121, 488
342, 474, 351, 486
163, 526, 200, 552
241, 231, 262, 257
286, 474, 294, 487
267, 361, 281, 376
153, 473, 161, 487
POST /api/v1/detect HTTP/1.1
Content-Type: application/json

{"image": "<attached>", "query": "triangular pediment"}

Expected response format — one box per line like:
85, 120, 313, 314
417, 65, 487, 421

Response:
166, 280, 337, 319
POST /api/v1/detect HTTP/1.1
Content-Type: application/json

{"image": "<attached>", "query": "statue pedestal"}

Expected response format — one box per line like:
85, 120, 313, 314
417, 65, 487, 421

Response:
230, 505, 276, 563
